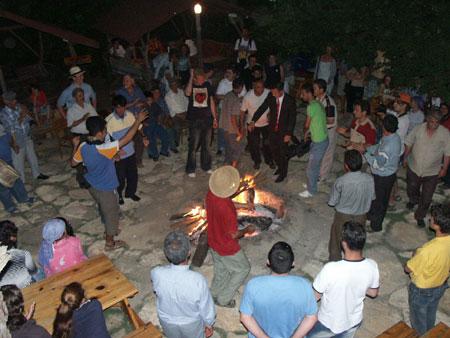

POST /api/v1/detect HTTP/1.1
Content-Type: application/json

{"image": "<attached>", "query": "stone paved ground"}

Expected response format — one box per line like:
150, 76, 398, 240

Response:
5, 124, 450, 337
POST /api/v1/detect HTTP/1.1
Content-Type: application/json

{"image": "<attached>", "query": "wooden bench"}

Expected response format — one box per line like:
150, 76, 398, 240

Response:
23, 254, 143, 333
376, 321, 419, 338
422, 322, 450, 337
33, 117, 71, 158
125, 323, 162, 338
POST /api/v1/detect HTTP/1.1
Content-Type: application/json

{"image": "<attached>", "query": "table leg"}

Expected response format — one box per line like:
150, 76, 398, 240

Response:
121, 298, 144, 329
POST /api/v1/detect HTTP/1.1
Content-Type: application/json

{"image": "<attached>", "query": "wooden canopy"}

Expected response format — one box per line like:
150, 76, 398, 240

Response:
96, 0, 247, 44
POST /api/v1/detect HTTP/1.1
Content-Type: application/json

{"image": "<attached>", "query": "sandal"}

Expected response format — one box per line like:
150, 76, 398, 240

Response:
103, 228, 122, 238
105, 240, 127, 251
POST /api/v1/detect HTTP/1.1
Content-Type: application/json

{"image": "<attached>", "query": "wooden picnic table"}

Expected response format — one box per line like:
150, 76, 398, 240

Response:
23, 254, 143, 334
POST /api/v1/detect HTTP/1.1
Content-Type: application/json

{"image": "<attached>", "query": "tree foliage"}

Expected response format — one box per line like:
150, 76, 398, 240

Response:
256, 0, 450, 98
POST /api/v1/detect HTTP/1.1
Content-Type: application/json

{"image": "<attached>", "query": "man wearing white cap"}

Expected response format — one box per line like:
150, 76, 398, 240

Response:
206, 166, 253, 308
57, 66, 97, 118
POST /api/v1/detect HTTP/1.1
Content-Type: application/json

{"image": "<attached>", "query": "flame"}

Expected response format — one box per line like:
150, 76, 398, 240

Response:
186, 206, 202, 217
242, 174, 256, 189
232, 189, 261, 204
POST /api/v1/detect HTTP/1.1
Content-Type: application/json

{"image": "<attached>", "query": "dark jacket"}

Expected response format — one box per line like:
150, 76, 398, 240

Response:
72, 299, 111, 338
252, 93, 297, 137
11, 320, 51, 338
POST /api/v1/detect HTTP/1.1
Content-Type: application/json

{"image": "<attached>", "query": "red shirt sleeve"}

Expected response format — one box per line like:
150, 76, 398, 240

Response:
365, 125, 377, 145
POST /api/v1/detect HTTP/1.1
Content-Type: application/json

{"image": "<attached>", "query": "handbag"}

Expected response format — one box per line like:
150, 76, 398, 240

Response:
0, 159, 19, 188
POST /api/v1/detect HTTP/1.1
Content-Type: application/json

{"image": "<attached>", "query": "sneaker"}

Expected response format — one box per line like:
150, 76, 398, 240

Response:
170, 148, 179, 154
37, 174, 49, 180
206, 170, 213, 175
118, 196, 124, 205
160, 152, 170, 157
188, 173, 196, 178
299, 190, 313, 198
214, 299, 236, 308
125, 194, 141, 202
302, 183, 307, 189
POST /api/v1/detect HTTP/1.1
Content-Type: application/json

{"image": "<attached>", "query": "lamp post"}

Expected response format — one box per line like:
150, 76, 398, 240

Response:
194, 3, 203, 67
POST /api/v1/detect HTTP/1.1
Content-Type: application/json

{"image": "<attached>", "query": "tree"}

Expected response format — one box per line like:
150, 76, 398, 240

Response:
256, 0, 450, 99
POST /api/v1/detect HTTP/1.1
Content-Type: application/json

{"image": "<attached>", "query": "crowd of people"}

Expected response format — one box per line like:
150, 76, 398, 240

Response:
0, 27, 449, 338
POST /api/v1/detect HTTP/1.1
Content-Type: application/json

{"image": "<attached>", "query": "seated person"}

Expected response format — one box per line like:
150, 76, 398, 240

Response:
0, 221, 37, 288
28, 84, 49, 126
53, 282, 110, 338
1, 284, 51, 337
38, 218, 86, 277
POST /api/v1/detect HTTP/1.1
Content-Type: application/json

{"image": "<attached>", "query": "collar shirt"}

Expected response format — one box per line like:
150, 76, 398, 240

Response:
165, 89, 189, 117
0, 105, 31, 148
405, 124, 450, 177
151, 264, 216, 326
241, 89, 270, 127
365, 133, 401, 176
57, 82, 96, 109
66, 102, 98, 134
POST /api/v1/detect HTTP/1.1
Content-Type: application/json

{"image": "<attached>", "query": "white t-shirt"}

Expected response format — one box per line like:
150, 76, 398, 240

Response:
216, 78, 247, 98
234, 38, 257, 52
185, 39, 197, 57
67, 102, 98, 134
241, 89, 270, 127
165, 89, 188, 117
313, 258, 379, 334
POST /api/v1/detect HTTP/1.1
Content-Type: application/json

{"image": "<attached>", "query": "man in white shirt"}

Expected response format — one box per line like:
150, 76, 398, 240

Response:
234, 28, 257, 71
309, 221, 379, 338
151, 231, 216, 338
241, 79, 273, 169
165, 79, 188, 147
314, 79, 337, 182
67, 88, 98, 137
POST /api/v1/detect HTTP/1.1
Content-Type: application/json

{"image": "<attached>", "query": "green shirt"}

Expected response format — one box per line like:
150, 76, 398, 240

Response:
307, 100, 328, 143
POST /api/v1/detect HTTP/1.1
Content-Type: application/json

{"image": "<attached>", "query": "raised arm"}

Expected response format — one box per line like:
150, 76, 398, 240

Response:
185, 69, 194, 97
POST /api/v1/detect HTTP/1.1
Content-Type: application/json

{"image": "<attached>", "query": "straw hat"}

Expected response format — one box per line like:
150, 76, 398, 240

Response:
209, 166, 240, 198
0, 246, 10, 274
69, 66, 85, 78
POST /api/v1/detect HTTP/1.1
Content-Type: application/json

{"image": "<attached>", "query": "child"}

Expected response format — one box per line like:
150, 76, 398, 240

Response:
405, 203, 450, 335
38, 218, 87, 277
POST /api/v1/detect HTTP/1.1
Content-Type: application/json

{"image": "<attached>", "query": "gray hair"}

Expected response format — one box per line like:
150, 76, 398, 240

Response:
163, 231, 190, 265
72, 87, 84, 98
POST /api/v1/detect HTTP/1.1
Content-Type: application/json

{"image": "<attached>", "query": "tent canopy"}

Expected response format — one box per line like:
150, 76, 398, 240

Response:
0, 10, 99, 49
96, 0, 247, 44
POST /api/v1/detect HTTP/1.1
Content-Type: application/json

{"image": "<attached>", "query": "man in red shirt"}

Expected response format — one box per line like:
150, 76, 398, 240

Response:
206, 166, 253, 308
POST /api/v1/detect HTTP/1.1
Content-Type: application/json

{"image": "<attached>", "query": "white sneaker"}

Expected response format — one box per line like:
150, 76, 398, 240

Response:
206, 169, 213, 175
299, 190, 313, 198
302, 183, 307, 189
188, 173, 196, 178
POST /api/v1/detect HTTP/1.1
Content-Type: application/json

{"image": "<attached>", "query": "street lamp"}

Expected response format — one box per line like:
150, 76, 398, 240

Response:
194, 3, 203, 67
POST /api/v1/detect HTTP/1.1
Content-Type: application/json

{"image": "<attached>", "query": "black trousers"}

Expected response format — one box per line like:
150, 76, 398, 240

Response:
186, 119, 212, 173
248, 125, 273, 166
269, 132, 289, 178
115, 154, 138, 197
406, 168, 439, 220
368, 173, 396, 231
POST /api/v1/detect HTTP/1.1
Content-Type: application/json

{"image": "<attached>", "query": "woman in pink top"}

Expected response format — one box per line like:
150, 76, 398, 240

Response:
38, 218, 87, 277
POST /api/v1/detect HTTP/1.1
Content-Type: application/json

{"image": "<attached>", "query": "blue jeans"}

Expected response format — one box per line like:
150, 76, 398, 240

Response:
166, 127, 178, 150
307, 139, 329, 194
186, 119, 212, 173
308, 320, 360, 338
408, 282, 448, 335
0, 178, 30, 212
144, 123, 170, 158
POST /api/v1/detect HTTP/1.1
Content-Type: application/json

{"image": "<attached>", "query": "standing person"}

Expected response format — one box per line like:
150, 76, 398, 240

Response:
249, 82, 296, 183
165, 79, 188, 147
53, 282, 110, 338
240, 242, 318, 338
177, 44, 191, 86
377, 75, 394, 106
405, 203, 450, 335
67, 88, 98, 139
408, 96, 425, 134
264, 53, 284, 88
57, 66, 96, 119
404, 110, 450, 227
0, 91, 48, 183
71, 111, 147, 251
206, 166, 253, 307
314, 46, 337, 95
106, 95, 141, 205
314, 79, 337, 182
299, 83, 328, 197
362, 114, 401, 232
184, 68, 218, 178
116, 74, 146, 166
234, 28, 257, 72
0, 124, 33, 213
1, 285, 51, 337
151, 231, 216, 338
240, 55, 260, 91
345, 67, 367, 113
328, 150, 375, 261
309, 221, 379, 338
221, 79, 245, 167
241, 79, 273, 170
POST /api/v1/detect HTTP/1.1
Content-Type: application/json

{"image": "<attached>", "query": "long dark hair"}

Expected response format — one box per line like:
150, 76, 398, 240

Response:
0, 285, 27, 332
52, 282, 85, 338
0, 221, 18, 249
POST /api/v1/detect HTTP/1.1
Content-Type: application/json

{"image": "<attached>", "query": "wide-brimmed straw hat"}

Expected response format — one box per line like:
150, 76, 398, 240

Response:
209, 166, 241, 198
69, 66, 85, 78
0, 246, 10, 274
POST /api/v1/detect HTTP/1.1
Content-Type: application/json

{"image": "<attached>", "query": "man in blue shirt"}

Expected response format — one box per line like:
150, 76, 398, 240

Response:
240, 242, 318, 338
57, 66, 96, 118
151, 231, 216, 338
72, 110, 147, 250
361, 114, 401, 232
